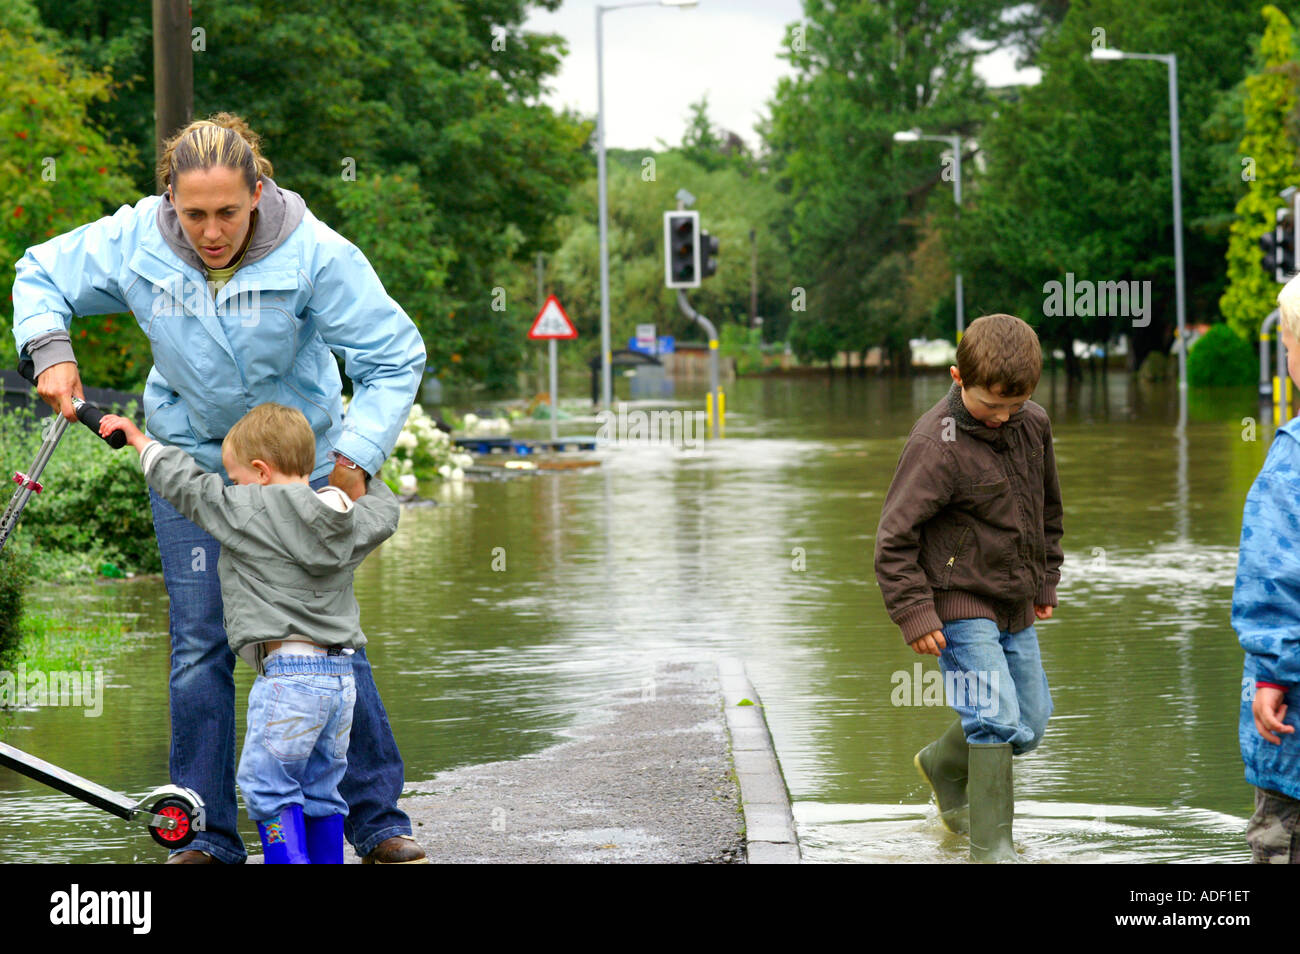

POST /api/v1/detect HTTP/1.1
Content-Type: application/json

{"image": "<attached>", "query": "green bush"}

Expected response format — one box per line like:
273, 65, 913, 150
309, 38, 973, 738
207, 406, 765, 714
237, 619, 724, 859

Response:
1188, 324, 1258, 387
0, 547, 31, 666
0, 401, 159, 581
719, 323, 763, 375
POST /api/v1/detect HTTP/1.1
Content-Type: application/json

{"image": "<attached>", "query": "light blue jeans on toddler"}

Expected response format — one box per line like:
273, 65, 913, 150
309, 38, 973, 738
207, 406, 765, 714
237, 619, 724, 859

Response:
938, 618, 1052, 754
237, 653, 356, 822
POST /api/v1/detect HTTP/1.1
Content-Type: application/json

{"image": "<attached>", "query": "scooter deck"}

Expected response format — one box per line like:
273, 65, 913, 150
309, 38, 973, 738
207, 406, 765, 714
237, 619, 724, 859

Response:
0, 740, 137, 820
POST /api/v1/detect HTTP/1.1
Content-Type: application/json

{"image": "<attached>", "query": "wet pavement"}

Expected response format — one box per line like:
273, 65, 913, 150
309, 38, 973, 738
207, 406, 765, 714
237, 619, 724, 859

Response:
344, 661, 744, 863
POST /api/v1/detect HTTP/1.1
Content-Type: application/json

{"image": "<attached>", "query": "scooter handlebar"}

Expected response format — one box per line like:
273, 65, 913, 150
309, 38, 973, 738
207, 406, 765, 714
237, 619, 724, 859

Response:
73, 400, 127, 450
18, 357, 127, 450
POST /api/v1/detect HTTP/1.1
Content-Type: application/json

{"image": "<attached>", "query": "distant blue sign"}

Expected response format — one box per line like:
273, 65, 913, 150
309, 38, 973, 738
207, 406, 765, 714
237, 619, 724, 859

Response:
627, 336, 676, 356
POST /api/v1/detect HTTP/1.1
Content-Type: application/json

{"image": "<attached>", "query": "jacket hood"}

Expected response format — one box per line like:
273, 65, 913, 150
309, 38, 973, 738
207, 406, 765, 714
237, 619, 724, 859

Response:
257, 483, 367, 575
155, 174, 306, 274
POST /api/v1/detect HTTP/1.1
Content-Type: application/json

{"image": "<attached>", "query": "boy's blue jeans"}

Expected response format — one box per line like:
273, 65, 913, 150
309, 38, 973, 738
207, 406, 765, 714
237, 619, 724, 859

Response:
150, 477, 413, 863
237, 654, 355, 822
938, 618, 1052, 754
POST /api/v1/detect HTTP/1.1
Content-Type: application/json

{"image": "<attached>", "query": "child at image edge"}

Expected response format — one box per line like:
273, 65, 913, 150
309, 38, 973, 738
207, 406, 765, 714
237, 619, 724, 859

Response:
1231, 274, 1300, 865
874, 313, 1063, 862
100, 402, 399, 864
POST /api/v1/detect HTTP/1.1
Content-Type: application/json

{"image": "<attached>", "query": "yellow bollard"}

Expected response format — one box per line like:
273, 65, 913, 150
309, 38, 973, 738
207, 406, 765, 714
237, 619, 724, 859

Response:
719, 388, 725, 438
1275, 376, 1282, 427
705, 391, 714, 438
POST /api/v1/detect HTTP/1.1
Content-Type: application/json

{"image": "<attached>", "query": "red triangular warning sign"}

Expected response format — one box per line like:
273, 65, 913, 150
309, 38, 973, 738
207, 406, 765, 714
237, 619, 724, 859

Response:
528, 295, 578, 340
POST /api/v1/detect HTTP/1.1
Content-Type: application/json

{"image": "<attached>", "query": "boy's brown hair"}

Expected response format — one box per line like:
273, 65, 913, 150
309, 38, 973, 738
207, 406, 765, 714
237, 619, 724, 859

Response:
955, 313, 1043, 397
222, 403, 315, 478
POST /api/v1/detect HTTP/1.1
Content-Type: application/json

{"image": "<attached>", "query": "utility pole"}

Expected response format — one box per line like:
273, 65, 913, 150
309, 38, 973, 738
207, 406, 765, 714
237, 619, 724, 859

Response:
152, 0, 193, 191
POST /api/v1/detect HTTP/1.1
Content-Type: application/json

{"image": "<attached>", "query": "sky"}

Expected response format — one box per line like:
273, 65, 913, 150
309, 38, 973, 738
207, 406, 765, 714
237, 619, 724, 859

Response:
522, 0, 1041, 152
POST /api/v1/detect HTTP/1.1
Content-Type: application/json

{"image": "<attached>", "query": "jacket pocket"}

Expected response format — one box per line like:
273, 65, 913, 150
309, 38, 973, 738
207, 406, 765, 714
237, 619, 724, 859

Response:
144, 392, 196, 447
279, 377, 333, 436
264, 681, 329, 762
940, 526, 971, 588
965, 474, 1009, 498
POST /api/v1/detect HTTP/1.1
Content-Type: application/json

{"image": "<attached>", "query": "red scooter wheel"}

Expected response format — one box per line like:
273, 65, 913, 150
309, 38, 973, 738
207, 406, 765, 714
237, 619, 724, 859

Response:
149, 798, 197, 849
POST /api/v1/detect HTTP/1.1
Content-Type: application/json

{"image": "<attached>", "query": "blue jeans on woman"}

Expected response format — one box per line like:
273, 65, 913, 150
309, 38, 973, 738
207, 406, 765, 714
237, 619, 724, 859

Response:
937, 618, 1052, 754
149, 477, 412, 863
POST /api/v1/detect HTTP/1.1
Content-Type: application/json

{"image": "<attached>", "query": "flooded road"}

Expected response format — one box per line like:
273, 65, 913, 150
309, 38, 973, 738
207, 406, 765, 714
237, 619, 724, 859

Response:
0, 371, 1266, 862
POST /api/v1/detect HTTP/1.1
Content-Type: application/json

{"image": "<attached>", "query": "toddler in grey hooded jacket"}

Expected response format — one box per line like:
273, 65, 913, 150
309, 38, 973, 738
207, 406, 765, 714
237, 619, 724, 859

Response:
138, 440, 399, 673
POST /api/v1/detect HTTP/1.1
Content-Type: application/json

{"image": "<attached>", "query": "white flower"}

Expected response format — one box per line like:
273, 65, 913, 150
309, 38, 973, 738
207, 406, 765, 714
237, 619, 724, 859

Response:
450, 467, 464, 481
399, 473, 418, 495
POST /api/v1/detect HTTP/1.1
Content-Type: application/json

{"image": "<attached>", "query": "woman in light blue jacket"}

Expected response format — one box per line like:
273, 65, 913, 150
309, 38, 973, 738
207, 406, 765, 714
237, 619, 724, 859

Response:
11, 114, 428, 863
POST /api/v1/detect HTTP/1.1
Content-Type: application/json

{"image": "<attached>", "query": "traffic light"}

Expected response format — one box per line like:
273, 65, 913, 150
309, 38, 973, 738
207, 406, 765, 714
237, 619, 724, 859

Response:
700, 230, 719, 279
664, 211, 700, 288
1262, 188, 1299, 283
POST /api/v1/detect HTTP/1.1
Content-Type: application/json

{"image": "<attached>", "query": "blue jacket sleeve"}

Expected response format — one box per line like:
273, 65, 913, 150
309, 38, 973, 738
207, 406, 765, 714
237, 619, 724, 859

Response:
1232, 433, 1300, 687
11, 204, 137, 355
304, 234, 426, 476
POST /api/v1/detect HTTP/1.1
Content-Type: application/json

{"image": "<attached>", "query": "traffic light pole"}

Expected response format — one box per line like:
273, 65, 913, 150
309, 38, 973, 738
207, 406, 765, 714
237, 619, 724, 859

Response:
676, 290, 720, 435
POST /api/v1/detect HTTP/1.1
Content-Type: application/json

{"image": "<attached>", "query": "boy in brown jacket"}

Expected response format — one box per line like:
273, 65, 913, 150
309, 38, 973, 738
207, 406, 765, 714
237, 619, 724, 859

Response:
874, 313, 1063, 862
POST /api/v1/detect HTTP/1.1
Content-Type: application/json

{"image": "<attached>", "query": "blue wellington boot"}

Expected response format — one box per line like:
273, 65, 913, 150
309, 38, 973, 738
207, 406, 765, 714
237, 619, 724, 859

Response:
304, 814, 345, 864
258, 804, 310, 864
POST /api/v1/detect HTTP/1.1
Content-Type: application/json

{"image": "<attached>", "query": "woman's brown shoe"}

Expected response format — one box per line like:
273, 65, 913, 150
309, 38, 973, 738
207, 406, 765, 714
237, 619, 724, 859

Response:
165, 850, 220, 863
362, 835, 428, 864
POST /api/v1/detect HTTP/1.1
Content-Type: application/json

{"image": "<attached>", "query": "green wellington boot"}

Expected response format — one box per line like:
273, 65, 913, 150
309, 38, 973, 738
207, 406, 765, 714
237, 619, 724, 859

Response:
913, 719, 970, 834
968, 742, 1016, 862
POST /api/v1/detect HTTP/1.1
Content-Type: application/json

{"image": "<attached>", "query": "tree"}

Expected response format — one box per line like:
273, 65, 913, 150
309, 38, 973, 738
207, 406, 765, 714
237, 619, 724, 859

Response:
1219, 5, 1298, 339
761, 0, 1008, 369
35, 0, 591, 389
538, 148, 794, 371
671, 95, 749, 174
947, 0, 1263, 376
0, 1, 147, 389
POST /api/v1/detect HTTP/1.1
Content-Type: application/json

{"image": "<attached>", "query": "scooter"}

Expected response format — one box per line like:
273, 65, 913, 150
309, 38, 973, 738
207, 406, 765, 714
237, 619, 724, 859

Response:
0, 743, 205, 850
0, 364, 206, 850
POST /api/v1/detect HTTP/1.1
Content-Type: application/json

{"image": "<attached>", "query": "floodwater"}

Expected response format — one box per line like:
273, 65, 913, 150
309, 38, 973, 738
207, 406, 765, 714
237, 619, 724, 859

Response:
0, 371, 1269, 862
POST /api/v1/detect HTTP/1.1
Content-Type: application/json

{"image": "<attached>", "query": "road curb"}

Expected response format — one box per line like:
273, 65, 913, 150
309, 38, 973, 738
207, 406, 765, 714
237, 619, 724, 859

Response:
718, 657, 800, 864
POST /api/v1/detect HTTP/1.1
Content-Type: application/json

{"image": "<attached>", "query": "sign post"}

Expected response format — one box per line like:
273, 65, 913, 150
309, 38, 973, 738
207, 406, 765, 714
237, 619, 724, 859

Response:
528, 295, 578, 442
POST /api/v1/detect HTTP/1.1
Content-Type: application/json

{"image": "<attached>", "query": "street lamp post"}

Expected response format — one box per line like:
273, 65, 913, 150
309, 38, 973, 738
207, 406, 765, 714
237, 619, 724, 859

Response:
1090, 47, 1187, 393
894, 129, 964, 341
596, 0, 697, 410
